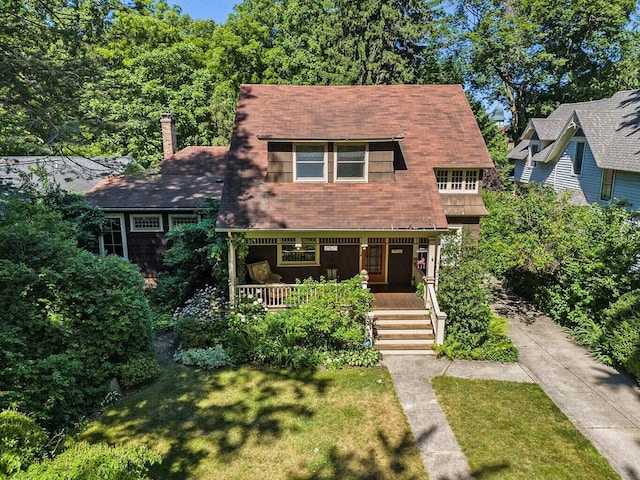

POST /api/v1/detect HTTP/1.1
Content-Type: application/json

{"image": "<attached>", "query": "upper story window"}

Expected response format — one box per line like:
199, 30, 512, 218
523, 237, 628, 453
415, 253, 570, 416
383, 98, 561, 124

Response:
335, 143, 367, 181
600, 169, 615, 201
294, 143, 327, 181
528, 141, 540, 167
130, 214, 163, 232
573, 140, 585, 175
435, 169, 479, 193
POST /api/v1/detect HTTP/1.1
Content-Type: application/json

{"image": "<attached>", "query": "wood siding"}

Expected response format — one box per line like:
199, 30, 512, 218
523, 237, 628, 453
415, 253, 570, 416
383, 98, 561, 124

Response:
266, 141, 395, 183
123, 212, 171, 278
514, 138, 640, 208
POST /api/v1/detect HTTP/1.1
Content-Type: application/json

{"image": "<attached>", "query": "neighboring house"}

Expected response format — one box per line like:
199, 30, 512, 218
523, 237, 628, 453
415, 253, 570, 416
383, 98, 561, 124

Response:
216, 84, 494, 300
508, 90, 640, 209
0, 155, 131, 193
85, 121, 228, 278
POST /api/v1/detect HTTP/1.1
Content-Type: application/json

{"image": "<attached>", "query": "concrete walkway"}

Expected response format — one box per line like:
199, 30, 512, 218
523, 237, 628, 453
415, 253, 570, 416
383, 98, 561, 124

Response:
385, 287, 640, 480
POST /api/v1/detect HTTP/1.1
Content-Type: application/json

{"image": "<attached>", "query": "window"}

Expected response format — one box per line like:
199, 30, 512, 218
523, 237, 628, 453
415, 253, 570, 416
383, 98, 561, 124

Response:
600, 169, 615, 201
573, 141, 585, 175
278, 237, 319, 265
335, 144, 367, 181
434, 170, 479, 193
528, 141, 540, 167
294, 144, 326, 181
100, 214, 128, 258
169, 214, 200, 230
130, 214, 163, 232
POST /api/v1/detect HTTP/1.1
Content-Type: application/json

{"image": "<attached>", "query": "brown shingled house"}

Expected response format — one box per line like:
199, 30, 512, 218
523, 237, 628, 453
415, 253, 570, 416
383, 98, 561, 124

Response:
85, 122, 228, 278
217, 85, 493, 349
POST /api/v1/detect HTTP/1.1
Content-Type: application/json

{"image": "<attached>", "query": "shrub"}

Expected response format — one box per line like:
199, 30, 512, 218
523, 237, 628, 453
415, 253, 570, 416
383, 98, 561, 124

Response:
324, 349, 382, 369
173, 346, 235, 369
15, 442, 160, 480
0, 410, 48, 476
118, 356, 160, 390
174, 286, 229, 348
601, 290, 640, 381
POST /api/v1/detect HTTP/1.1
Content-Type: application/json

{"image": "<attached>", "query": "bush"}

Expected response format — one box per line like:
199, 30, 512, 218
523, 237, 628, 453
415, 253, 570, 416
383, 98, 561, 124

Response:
118, 356, 160, 390
601, 290, 640, 381
15, 442, 160, 480
0, 410, 48, 477
324, 349, 382, 369
173, 346, 235, 369
174, 286, 228, 349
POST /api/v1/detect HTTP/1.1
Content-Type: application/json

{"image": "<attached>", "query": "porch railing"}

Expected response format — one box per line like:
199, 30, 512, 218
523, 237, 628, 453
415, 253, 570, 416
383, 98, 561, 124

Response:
422, 280, 447, 345
235, 284, 305, 308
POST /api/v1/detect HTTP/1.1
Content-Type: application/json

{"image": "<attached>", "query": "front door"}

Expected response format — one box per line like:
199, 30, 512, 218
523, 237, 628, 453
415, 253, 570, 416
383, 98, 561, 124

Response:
363, 241, 386, 283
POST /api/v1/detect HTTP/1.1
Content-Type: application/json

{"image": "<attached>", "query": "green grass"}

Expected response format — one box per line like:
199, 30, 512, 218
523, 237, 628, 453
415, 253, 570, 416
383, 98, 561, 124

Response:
80, 364, 427, 479
431, 376, 620, 480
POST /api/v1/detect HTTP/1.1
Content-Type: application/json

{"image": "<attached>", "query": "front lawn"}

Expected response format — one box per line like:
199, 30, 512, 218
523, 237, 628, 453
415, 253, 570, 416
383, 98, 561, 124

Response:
80, 364, 427, 479
431, 376, 619, 479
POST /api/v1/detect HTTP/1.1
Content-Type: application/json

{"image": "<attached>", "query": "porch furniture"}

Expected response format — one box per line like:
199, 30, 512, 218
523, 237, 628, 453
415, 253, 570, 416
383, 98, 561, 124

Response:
247, 260, 283, 284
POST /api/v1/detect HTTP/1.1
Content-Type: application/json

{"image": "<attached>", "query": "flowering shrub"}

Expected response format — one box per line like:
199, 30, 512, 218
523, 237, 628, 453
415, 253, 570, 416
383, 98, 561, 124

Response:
173, 346, 235, 369
174, 286, 229, 349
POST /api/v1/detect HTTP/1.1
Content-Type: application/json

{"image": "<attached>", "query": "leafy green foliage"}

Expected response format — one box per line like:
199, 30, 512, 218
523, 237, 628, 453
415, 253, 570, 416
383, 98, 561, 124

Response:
0, 410, 48, 477
480, 185, 640, 375
173, 346, 235, 370
0, 193, 154, 430
601, 290, 640, 381
173, 286, 228, 348
324, 349, 382, 369
153, 200, 229, 311
118, 356, 160, 390
15, 442, 160, 480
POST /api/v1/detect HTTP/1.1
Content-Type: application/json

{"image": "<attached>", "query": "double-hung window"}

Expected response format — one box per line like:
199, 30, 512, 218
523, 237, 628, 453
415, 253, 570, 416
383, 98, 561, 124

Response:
600, 169, 615, 201
294, 144, 326, 181
335, 144, 367, 181
573, 141, 585, 175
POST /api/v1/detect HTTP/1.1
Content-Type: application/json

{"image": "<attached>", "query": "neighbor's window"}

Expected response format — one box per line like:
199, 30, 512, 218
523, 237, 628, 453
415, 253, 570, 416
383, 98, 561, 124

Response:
100, 214, 128, 258
435, 170, 479, 193
335, 144, 367, 181
130, 214, 163, 232
528, 141, 540, 167
600, 169, 615, 201
573, 141, 585, 175
294, 144, 326, 181
169, 214, 200, 230
278, 237, 319, 265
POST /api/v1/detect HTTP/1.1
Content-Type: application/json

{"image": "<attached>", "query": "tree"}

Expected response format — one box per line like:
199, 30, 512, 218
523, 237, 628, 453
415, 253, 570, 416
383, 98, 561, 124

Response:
455, 0, 638, 136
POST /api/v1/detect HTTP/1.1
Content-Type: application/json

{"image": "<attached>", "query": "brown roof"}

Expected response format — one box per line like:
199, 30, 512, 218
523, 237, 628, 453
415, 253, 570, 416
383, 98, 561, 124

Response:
85, 146, 228, 210
217, 84, 492, 231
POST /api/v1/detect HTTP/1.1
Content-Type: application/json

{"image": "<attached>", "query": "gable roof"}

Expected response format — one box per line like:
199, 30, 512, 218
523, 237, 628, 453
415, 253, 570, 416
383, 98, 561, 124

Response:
217, 84, 493, 231
85, 146, 228, 210
1, 155, 130, 192
509, 90, 640, 173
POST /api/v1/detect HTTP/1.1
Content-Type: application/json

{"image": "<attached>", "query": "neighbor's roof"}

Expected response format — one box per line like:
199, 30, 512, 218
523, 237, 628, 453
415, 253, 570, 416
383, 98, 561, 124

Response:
85, 146, 228, 210
509, 90, 640, 173
0, 155, 130, 192
217, 84, 493, 231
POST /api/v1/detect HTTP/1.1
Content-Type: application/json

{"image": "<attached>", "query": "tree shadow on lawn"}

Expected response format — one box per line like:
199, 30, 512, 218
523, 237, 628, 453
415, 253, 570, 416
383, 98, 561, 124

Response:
82, 364, 330, 479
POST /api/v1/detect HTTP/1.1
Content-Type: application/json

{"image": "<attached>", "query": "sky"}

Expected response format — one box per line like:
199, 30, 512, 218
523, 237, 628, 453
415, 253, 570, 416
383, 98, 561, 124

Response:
169, 0, 239, 23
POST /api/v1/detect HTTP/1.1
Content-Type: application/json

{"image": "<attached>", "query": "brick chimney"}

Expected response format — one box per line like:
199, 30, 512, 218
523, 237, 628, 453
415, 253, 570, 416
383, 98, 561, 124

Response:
160, 113, 177, 159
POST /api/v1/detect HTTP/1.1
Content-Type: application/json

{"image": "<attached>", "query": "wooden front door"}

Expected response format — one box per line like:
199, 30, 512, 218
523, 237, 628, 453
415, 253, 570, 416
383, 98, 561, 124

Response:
363, 241, 386, 283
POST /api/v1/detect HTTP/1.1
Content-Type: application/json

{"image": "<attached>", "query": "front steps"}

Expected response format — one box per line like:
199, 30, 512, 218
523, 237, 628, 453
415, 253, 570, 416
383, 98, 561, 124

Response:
373, 309, 436, 355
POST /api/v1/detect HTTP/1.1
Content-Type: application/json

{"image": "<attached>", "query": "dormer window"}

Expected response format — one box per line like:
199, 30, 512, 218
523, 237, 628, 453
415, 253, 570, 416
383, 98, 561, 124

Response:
335, 143, 367, 181
435, 169, 479, 193
294, 143, 327, 181
528, 141, 540, 167
573, 140, 585, 175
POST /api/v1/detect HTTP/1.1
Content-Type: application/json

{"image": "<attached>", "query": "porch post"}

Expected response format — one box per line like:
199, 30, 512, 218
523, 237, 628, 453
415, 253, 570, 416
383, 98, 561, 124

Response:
227, 233, 236, 302
426, 236, 438, 285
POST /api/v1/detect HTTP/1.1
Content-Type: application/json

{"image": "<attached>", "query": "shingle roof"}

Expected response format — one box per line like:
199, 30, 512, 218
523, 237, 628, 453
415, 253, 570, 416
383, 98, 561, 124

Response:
85, 146, 228, 210
217, 84, 493, 231
511, 90, 640, 173
0, 155, 130, 192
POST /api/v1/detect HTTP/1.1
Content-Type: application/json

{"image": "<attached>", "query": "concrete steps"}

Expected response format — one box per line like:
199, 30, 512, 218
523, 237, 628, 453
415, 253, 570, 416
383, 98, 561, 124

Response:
373, 309, 435, 355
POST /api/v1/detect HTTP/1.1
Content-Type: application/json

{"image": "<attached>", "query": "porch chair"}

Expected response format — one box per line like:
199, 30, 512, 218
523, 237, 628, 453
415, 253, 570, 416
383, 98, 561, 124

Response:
247, 260, 283, 284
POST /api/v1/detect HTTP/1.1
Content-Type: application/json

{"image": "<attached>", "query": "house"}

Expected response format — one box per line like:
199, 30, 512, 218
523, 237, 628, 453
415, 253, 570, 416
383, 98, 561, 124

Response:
0, 155, 131, 193
217, 85, 493, 343
508, 90, 640, 209
85, 115, 228, 278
